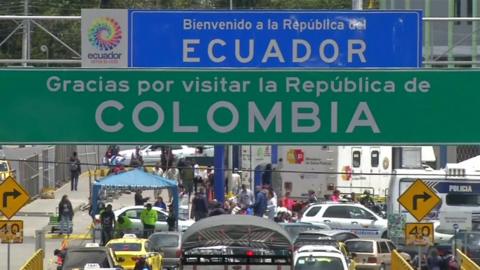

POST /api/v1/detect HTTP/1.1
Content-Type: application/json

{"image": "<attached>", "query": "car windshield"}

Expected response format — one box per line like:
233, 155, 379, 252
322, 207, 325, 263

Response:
295, 256, 344, 270
345, 241, 374, 253
150, 234, 179, 248
107, 243, 142, 251
62, 250, 111, 269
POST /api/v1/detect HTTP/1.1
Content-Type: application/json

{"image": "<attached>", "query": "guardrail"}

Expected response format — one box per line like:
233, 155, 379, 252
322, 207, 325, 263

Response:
20, 248, 44, 270
457, 249, 480, 270
391, 250, 414, 270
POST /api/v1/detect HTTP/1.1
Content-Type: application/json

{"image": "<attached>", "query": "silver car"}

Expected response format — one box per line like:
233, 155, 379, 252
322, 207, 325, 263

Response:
148, 232, 182, 270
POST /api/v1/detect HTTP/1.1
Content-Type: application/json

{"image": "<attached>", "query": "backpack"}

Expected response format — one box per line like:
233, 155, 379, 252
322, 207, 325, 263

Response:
70, 160, 79, 171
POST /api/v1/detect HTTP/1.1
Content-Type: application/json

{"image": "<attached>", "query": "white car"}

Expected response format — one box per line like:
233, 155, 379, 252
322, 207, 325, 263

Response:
345, 238, 411, 270
95, 205, 194, 235
300, 202, 388, 239
294, 248, 349, 270
119, 145, 209, 164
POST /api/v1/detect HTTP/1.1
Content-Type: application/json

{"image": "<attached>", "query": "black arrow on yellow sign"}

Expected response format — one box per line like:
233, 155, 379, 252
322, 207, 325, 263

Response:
2, 189, 21, 207
412, 192, 431, 210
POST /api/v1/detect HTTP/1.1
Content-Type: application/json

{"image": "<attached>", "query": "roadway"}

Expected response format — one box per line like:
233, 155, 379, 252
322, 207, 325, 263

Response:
0, 171, 165, 270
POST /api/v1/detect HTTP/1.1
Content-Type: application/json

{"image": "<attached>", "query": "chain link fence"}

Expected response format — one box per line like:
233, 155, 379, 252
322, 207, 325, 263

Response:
3, 145, 104, 198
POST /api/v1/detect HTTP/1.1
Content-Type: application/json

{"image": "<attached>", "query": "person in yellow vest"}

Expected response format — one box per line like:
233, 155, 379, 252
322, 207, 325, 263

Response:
140, 203, 157, 238
115, 215, 133, 238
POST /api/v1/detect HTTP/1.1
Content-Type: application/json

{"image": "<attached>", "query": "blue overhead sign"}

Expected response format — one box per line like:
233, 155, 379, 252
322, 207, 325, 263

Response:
128, 10, 422, 68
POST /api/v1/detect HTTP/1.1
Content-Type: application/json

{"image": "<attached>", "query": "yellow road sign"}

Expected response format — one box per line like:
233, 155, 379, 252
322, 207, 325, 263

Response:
391, 249, 414, 270
0, 176, 30, 219
405, 223, 434, 246
0, 220, 23, 243
397, 179, 441, 222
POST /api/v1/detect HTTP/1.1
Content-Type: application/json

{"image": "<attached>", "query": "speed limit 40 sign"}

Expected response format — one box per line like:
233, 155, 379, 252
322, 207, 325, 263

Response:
405, 223, 434, 246
0, 220, 23, 243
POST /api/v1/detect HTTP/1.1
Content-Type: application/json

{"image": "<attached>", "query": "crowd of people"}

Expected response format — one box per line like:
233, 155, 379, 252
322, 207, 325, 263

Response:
56, 147, 387, 246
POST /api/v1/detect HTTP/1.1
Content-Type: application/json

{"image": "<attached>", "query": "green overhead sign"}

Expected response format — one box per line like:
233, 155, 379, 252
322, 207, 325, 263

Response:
0, 69, 476, 144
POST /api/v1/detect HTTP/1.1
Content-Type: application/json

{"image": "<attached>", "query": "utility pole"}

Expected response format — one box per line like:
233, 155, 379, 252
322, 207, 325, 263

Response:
352, 0, 363, 10
22, 0, 31, 67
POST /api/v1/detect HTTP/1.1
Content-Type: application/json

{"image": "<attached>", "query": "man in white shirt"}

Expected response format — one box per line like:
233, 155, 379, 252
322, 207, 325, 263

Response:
237, 184, 254, 209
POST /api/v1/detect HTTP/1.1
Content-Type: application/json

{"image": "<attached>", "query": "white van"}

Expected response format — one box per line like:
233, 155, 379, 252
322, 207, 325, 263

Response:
387, 166, 480, 243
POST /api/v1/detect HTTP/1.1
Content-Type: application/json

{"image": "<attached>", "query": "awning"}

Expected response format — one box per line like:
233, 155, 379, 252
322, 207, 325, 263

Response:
182, 215, 292, 250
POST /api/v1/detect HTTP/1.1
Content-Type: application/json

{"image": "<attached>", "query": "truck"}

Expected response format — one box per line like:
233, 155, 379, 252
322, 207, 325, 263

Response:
242, 145, 435, 200
181, 215, 293, 270
0, 159, 14, 182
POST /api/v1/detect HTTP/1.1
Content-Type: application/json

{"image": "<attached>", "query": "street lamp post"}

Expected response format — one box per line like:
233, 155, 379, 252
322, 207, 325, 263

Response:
352, 0, 363, 10
40, 45, 49, 67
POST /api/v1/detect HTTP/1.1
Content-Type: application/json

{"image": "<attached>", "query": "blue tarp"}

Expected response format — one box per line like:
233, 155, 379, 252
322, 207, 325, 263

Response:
91, 168, 179, 222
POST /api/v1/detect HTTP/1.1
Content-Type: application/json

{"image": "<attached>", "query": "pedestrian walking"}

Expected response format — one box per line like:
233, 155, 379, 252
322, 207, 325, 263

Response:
267, 189, 277, 220
282, 191, 295, 211
427, 249, 442, 270
130, 146, 144, 168
69, 152, 81, 191
134, 190, 149, 206
58, 195, 73, 236
360, 190, 375, 208
237, 184, 254, 209
140, 203, 157, 238
330, 190, 341, 202
166, 204, 176, 232
262, 164, 272, 186
100, 204, 116, 245
152, 162, 164, 199
307, 190, 318, 204
164, 165, 179, 202
154, 196, 167, 211
253, 186, 267, 217
178, 158, 194, 196
191, 189, 209, 221
193, 162, 203, 193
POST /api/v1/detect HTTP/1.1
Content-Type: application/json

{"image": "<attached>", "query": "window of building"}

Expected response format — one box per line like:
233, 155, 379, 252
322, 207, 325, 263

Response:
371, 150, 379, 168
352, 151, 361, 168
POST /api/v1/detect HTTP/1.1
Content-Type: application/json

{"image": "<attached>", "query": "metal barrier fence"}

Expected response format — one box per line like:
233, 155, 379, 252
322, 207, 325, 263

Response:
19, 249, 44, 270
1, 145, 104, 198
458, 249, 480, 270
391, 250, 414, 270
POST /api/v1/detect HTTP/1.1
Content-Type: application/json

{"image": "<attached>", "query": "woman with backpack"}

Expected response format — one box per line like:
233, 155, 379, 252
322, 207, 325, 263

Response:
69, 152, 81, 191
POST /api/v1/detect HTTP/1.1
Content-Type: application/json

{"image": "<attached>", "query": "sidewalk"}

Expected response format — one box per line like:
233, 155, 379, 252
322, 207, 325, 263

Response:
10, 173, 92, 238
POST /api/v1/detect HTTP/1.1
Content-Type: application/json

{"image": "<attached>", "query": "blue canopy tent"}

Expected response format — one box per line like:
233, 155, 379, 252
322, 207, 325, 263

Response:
91, 168, 179, 222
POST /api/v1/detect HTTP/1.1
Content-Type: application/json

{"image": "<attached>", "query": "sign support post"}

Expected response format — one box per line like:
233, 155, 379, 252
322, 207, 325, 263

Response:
417, 246, 422, 270
352, 0, 363, 10
7, 241, 10, 270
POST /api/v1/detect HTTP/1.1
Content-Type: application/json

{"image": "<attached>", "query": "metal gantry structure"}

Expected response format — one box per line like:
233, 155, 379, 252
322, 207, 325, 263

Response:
1, 1, 480, 67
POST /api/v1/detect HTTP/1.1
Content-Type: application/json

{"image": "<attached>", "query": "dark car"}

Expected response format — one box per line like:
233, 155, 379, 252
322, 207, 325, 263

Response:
59, 245, 122, 270
149, 232, 182, 269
